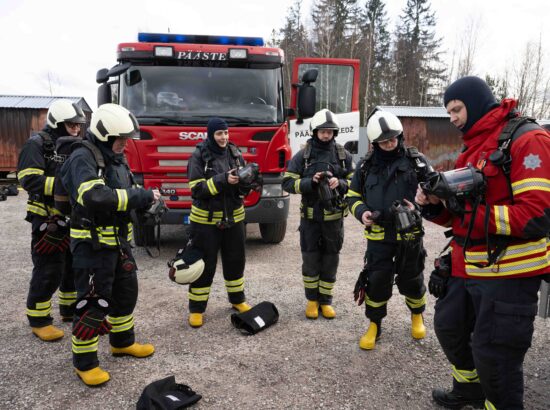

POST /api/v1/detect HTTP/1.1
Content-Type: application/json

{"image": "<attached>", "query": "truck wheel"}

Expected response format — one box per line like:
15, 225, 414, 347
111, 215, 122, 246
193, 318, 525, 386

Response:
259, 221, 286, 244
134, 224, 155, 247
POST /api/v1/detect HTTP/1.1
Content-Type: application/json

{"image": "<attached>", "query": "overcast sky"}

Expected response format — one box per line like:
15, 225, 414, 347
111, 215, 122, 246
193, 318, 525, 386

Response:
1, 0, 548, 109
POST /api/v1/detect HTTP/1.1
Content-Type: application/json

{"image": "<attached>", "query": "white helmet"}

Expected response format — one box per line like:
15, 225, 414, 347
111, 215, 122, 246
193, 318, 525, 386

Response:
168, 246, 204, 285
90, 103, 139, 142
168, 257, 205, 285
310, 109, 339, 137
47, 100, 86, 129
366, 111, 403, 144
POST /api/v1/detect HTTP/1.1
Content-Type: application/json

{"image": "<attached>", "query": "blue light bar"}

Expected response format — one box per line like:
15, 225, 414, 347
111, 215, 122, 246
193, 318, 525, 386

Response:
138, 33, 264, 47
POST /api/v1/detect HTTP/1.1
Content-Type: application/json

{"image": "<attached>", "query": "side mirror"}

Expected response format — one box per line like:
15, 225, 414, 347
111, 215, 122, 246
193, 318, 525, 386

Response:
296, 69, 318, 124
96, 68, 109, 84
301, 69, 318, 84
125, 69, 142, 86
107, 62, 132, 78
97, 83, 112, 106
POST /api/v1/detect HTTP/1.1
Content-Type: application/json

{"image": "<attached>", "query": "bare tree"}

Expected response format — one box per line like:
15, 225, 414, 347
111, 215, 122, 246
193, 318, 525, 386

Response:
456, 15, 481, 78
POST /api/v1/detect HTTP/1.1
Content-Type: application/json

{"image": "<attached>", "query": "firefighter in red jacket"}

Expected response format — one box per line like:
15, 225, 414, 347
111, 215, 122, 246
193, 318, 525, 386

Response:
416, 76, 550, 409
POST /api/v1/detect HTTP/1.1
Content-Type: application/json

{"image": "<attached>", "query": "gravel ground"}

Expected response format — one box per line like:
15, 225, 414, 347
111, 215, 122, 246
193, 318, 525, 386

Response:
0, 192, 548, 409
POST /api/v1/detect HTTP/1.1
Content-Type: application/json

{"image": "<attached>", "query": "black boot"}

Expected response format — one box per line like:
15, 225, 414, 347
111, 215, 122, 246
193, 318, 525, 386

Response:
432, 380, 485, 409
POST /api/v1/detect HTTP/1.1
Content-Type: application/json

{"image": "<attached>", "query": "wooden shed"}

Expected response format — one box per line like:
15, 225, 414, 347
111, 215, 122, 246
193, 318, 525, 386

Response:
373, 106, 463, 171
0, 96, 92, 177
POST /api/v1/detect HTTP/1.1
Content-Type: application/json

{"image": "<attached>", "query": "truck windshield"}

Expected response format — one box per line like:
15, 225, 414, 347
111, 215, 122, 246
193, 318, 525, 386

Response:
119, 66, 284, 125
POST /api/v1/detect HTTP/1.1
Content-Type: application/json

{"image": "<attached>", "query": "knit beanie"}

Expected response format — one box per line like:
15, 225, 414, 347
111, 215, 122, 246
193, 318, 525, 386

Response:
443, 76, 499, 133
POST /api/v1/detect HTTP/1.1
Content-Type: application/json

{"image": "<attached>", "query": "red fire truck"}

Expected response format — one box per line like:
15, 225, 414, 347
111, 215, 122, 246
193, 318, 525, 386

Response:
96, 33, 360, 245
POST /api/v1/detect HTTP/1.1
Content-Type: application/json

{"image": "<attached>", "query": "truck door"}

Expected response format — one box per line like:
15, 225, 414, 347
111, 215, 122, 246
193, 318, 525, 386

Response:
289, 58, 360, 155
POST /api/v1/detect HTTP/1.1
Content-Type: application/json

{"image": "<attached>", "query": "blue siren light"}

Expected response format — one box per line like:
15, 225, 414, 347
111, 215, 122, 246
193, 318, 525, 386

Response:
138, 33, 264, 47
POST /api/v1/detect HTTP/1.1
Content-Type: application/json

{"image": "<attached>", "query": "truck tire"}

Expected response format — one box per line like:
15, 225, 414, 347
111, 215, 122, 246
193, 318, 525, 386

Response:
259, 221, 286, 244
133, 223, 156, 247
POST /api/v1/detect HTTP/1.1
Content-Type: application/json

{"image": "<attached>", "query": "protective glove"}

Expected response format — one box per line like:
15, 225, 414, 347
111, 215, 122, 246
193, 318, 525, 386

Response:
34, 217, 70, 254
353, 265, 369, 306
428, 254, 452, 298
428, 270, 448, 299
72, 297, 112, 340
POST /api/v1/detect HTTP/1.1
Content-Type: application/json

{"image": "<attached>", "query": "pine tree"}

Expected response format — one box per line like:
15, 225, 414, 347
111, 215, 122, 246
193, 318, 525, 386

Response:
361, 0, 392, 119
393, 0, 445, 106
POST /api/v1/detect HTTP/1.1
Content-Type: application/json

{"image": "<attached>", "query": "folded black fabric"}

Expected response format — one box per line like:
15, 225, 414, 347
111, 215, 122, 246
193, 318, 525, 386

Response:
231, 301, 279, 335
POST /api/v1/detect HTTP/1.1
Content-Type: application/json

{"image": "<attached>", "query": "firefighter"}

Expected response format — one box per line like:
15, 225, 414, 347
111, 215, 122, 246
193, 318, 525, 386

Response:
185, 117, 253, 328
60, 104, 160, 387
347, 110, 430, 350
416, 76, 550, 409
282, 109, 353, 319
17, 100, 85, 341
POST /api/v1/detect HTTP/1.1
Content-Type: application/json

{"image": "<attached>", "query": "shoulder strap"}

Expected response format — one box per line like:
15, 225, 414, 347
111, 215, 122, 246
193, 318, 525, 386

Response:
80, 140, 106, 171
335, 143, 346, 161
490, 116, 543, 203
358, 150, 374, 195
228, 142, 243, 167
197, 142, 213, 170
36, 131, 56, 157
302, 140, 313, 168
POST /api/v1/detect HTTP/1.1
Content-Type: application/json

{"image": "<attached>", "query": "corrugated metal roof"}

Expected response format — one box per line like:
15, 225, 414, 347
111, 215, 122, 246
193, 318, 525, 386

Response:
0, 95, 92, 112
374, 105, 449, 118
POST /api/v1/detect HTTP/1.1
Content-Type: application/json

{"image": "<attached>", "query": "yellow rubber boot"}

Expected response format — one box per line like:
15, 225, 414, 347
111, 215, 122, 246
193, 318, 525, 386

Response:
359, 322, 379, 350
232, 302, 252, 313
75, 367, 110, 387
411, 313, 426, 339
111, 342, 155, 358
188, 313, 203, 328
32, 325, 64, 342
320, 305, 336, 319
305, 301, 319, 319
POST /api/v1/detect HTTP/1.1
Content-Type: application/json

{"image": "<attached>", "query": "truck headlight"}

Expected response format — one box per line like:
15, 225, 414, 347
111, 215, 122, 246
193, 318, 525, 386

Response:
261, 184, 288, 197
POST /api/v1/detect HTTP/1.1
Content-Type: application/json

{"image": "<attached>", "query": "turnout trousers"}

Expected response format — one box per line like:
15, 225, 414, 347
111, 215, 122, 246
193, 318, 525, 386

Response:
300, 218, 344, 305
434, 276, 542, 409
187, 221, 246, 313
71, 243, 138, 371
26, 216, 76, 327
363, 238, 426, 322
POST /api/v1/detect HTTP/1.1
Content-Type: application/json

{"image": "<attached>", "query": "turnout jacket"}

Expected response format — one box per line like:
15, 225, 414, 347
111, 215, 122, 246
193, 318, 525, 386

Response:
347, 145, 426, 241
425, 99, 550, 278
187, 142, 246, 225
17, 127, 61, 219
282, 138, 353, 221
60, 133, 153, 249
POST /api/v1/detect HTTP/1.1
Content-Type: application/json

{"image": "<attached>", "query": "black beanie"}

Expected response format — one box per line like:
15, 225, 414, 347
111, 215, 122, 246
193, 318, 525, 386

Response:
206, 117, 228, 154
443, 76, 499, 133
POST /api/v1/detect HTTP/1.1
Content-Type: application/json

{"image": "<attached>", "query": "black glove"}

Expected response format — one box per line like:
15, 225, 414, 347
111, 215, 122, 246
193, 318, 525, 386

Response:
428, 270, 448, 299
353, 265, 369, 306
73, 297, 112, 340
428, 253, 452, 298
34, 217, 70, 254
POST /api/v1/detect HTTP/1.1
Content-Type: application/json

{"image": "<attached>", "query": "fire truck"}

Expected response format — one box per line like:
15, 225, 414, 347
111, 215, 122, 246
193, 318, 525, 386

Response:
96, 33, 360, 245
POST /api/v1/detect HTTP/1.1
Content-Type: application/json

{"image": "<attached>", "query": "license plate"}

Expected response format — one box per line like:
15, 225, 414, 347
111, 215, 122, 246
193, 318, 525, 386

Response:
183, 215, 190, 225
